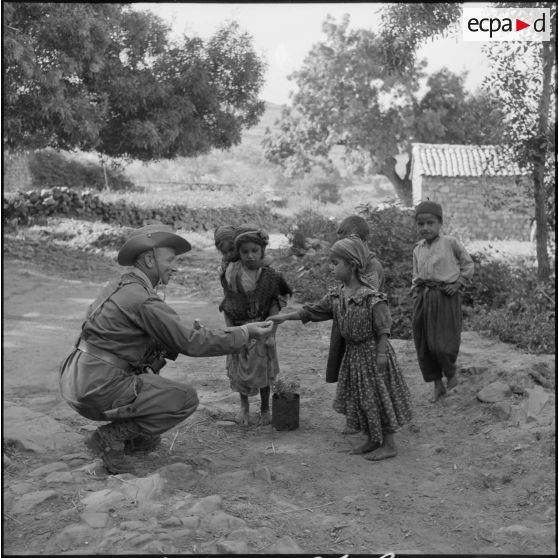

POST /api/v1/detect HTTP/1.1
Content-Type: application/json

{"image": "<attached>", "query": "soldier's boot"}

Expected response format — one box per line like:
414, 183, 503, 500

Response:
125, 434, 162, 454
85, 422, 139, 474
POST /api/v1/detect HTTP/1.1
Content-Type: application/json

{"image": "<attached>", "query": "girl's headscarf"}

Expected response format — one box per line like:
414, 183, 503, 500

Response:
214, 225, 237, 251
234, 225, 269, 248
330, 235, 376, 289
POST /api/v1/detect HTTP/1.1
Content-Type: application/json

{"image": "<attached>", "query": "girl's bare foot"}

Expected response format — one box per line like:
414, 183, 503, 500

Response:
364, 445, 397, 461
431, 379, 446, 402
258, 409, 271, 426
350, 440, 380, 454
342, 426, 361, 435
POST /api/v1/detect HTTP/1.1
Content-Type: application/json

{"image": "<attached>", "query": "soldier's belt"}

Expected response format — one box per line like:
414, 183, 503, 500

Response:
77, 339, 130, 371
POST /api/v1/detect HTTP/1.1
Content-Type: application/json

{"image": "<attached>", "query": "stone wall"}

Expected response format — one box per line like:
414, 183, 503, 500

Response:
3, 150, 33, 191
421, 176, 533, 241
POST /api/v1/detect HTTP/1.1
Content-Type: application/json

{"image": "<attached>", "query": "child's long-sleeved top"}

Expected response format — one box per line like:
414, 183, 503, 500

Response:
412, 234, 474, 289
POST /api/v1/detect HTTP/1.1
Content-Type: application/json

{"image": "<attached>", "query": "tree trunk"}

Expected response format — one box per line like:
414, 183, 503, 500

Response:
533, 39, 552, 282
380, 156, 413, 206
101, 157, 109, 191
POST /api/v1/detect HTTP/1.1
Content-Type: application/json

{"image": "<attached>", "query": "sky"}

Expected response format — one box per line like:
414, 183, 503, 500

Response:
136, 2, 492, 106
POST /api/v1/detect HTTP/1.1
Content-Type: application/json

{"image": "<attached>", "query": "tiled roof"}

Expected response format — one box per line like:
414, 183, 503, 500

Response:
411, 143, 528, 177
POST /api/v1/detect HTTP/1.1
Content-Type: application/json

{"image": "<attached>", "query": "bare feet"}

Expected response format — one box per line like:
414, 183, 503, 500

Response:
236, 409, 250, 426
258, 409, 271, 426
350, 440, 380, 454
342, 426, 361, 435
431, 379, 446, 402
446, 374, 458, 391
237, 396, 250, 426
364, 445, 397, 461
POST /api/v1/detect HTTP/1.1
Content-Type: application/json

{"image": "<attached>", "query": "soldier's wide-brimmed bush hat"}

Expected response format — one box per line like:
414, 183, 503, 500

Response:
117, 223, 191, 266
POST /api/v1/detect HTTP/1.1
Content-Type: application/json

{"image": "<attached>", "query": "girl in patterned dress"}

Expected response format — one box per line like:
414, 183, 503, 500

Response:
268, 236, 412, 461
219, 227, 292, 426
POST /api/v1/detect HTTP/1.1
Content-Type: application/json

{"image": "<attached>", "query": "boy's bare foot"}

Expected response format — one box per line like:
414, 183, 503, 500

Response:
364, 445, 397, 461
236, 409, 250, 426
446, 374, 458, 391
342, 426, 361, 435
431, 380, 446, 402
258, 409, 271, 426
349, 440, 380, 454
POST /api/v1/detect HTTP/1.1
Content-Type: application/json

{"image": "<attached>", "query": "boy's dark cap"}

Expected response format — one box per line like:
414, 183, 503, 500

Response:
415, 201, 443, 220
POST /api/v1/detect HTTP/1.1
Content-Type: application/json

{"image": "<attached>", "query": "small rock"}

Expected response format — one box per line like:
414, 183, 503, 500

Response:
111, 473, 166, 505
157, 463, 196, 488
81, 488, 127, 512
188, 495, 222, 515
268, 535, 304, 554
4, 453, 13, 467
29, 462, 70, 477
208, 512, 247, 531
477, 381, 513, 403
12, 490, 59, 514
80, 511, 110, 529
178, 516, 200, 530
523, 386, 551, 423
216, 540, 250, 554
491, 402, 512, 421
60, 452, 90, 463
45, 471, 74, 484
129, 533, 153, 546
497, 524, 534, 535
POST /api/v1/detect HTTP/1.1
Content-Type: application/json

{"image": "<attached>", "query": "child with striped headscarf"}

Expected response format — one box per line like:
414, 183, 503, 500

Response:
219, 225, 292, 426
268, 236, 412, 461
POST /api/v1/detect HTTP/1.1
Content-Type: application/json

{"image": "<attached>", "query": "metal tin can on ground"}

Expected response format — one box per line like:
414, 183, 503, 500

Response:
271, 393, 299, 430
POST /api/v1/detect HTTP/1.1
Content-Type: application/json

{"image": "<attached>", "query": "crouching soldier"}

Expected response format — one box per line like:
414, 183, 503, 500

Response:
59, 223, 273, 474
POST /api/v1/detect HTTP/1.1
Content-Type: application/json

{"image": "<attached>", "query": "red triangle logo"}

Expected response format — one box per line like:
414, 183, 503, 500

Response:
516, 19, 530, 31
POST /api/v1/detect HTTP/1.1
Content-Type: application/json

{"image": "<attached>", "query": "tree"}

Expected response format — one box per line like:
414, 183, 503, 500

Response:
262, 14, 506, 206
380, 2, 555, 282
3, 3, 266, 160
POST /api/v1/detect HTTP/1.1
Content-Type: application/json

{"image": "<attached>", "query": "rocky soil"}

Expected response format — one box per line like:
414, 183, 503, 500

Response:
2, 220, 556, 555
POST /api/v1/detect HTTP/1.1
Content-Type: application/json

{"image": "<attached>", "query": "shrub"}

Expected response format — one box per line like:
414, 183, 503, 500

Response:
311, 180, 340, 204
29, 149, 136, 191
281, 208, 338, 248
467, 306, 555, 354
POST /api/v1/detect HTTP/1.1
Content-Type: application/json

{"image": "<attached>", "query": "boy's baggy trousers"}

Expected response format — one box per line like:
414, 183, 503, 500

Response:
412, 282, 462, 382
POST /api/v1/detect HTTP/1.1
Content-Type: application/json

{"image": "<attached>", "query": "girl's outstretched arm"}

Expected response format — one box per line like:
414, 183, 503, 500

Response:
267, 311, 302, 324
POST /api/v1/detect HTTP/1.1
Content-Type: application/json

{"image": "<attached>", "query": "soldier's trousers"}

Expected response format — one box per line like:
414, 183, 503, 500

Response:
101, 373, 199, 436
60, 349, 199, 437
412, 285, 462, 382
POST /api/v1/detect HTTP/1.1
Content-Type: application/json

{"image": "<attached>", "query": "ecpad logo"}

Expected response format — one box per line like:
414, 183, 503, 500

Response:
463, 7, 551, 41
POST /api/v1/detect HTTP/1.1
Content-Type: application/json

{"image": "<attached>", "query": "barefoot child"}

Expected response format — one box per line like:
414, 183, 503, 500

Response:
269, 236, 412, 460
330, 215, 387, 434
220, 226, 292, 426
411, 201, 474, 402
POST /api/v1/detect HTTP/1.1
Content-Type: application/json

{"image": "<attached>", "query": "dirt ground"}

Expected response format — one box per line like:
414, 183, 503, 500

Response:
2, 230, 556, 555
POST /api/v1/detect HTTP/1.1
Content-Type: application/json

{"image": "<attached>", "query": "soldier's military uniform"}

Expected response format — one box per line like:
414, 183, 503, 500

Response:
59, 224, 255, 474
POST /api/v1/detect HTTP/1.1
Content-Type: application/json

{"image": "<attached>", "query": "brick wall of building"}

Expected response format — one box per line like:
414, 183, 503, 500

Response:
421, 176, 533, 241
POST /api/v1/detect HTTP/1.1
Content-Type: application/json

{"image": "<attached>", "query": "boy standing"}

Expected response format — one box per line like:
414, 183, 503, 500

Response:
411, 201, 474, 402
